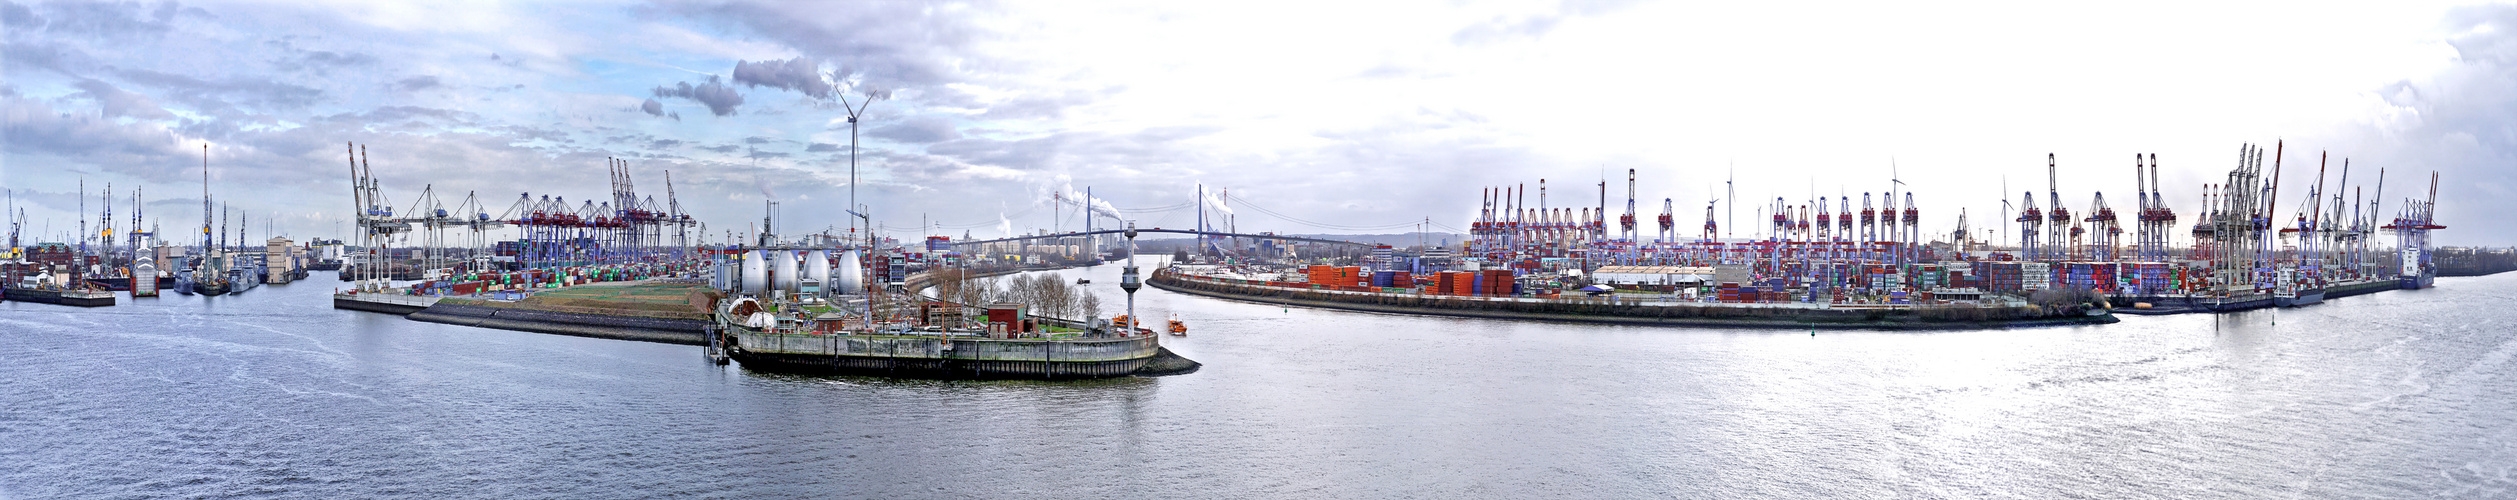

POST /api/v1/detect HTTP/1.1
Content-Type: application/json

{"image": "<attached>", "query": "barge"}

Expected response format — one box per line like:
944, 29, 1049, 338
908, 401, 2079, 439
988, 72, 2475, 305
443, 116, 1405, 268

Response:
721, 328, 1163, 379
5, 274, 116, 307
715, 296, 1169, 379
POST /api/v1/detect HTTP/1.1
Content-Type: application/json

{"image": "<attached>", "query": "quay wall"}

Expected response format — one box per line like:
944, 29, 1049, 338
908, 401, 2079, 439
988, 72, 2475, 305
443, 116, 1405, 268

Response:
1149, 272, 2114, 330
408, 303, 709, 345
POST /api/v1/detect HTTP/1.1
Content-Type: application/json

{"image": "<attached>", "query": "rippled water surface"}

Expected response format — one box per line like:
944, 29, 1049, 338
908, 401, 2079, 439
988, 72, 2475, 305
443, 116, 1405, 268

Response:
4, 267, 2514, 498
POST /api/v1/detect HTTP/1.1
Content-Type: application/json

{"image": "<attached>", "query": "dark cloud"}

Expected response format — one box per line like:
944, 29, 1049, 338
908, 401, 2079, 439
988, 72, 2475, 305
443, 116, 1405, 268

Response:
2321, 3, 2517, 245
115, 67, 325, 111
652, 1, 981, 90
318, 105, 477, 124
273, 50, 376, 73
806, 142, 840, 152
71, 78, 172, 119
4, 40, 103, 75
640, 97, 667, 117
648, 139, 684, 149
1, 93, 189, 179
496, 124, 571, 144
867, 114, 960, 143
31, 0, 181, 39
394, 75, 441, 91
651, 75, 743, 116
698, 144, 741, 153
731, 56, 832, 99
4, 1, 40, 28
744, 136, 773, 144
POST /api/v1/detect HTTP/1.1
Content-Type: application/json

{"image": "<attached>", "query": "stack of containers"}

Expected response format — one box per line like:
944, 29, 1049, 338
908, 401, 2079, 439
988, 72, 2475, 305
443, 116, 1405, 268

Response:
2125, 262, 2169, 295
2021, 262, 2051, 291
2093, 262, 2117, 293
1485, 269, 1514, 296
2063, 262, 2117, 292
1717, 282, 1743, 302
1985, 262, 2024, 292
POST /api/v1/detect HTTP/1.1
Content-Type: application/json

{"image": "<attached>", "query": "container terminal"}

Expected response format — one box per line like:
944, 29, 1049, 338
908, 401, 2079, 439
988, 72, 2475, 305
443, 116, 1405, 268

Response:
0, 140, 2478, 339
952, 143, 2460, 325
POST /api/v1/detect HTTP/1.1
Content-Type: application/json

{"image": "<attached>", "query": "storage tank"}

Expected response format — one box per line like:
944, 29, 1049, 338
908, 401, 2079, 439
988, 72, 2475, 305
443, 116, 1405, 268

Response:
834, 250, 864, 294
711, 257, 732, 291
806, 250, 831, 286
740, 250, 766, 295
772, 250, 800, 293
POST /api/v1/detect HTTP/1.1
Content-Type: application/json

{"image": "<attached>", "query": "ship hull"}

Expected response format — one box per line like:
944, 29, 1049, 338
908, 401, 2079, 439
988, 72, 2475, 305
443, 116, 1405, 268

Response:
727, 349, 1152, 379
2, 287, 116, 307
2274, 289, 2326, 308
721, 330, 1161, 380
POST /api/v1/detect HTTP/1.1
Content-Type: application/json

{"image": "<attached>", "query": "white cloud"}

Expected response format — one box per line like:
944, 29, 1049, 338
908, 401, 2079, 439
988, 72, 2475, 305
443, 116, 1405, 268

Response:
4, 0, 2510, 246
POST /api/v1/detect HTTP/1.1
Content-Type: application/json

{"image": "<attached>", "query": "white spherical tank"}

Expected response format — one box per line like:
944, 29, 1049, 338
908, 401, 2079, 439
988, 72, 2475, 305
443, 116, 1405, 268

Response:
772, 250, 800, 293
740, 250, 767, 295
806, 250, 831, 286
835, 250, 865, 294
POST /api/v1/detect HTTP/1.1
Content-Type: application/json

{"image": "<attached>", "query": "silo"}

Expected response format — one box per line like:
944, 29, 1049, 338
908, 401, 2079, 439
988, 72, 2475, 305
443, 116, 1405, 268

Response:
772, 250, 800, 293
834, 250, 865, 294
806, 250, 832, 286
740, 250, 766, 295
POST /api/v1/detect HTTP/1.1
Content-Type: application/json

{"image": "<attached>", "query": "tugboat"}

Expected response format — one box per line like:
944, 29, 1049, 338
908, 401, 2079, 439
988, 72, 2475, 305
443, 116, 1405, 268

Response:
1166, 315, 1187, 336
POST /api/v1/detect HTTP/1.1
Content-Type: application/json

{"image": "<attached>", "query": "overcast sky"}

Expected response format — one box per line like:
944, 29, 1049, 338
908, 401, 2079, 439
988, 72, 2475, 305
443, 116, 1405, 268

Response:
4, 0, 2513, 247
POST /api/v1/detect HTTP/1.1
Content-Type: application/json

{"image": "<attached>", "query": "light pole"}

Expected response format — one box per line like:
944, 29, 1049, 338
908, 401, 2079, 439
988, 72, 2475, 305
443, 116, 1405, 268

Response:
1119, 221, 1140, 338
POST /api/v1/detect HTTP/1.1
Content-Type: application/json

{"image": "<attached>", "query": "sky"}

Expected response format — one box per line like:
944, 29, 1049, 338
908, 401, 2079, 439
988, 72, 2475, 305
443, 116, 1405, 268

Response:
3, 0, 2514, 247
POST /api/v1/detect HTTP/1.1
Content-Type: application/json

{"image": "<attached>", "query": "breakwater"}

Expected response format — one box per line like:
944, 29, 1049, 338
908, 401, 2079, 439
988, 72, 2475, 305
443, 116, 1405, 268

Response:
1150, 270, 2115, 330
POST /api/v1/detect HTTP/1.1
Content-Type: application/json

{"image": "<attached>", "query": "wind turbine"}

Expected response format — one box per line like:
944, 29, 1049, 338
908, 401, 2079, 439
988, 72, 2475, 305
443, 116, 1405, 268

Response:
2000, 176, 2012, 250
836, 82, 885, 250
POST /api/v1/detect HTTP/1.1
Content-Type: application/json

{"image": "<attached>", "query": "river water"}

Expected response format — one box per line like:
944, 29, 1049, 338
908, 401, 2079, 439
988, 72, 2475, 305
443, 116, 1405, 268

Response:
3, 265, 2513, 498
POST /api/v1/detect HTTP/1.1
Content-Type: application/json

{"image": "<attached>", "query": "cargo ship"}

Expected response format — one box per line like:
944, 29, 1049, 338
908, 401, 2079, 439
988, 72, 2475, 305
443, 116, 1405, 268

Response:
2272, 266, 2324, 307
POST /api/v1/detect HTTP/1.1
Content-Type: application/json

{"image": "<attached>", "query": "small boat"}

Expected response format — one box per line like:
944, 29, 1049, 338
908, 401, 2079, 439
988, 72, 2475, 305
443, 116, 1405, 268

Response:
1076, 278, 1091, 284
1166, 315, 1187, 336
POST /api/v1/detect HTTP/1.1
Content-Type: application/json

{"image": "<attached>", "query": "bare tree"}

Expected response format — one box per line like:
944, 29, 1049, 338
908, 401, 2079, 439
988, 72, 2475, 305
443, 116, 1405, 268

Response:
1078, 292, 1101, 323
